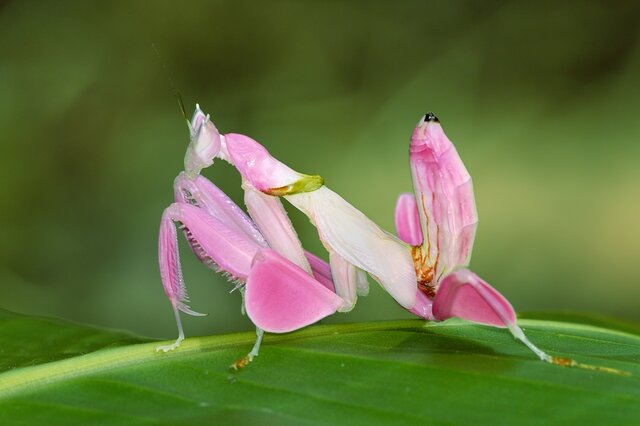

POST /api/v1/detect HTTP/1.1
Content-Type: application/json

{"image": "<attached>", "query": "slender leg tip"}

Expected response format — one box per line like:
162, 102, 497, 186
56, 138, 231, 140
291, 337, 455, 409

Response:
156, 344, 173, 353
156, 338, 184, 353
230, 355, 254, 371
156, 344, 176, 353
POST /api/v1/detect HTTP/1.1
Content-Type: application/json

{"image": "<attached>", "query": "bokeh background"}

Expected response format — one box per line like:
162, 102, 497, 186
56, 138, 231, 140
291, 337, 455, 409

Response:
1, 1, 639, 339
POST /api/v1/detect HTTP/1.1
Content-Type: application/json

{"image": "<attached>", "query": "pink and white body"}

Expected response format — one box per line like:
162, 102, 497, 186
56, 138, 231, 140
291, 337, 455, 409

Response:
157, 106, 552, 366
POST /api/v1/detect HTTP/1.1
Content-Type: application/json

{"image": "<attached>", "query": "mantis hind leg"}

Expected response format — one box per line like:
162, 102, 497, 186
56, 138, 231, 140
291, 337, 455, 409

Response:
433, 268, 552, 362
157, 200, 262, 352
156, 304, 186, 353
248, 327, 265, 359
231, 327, 265, 370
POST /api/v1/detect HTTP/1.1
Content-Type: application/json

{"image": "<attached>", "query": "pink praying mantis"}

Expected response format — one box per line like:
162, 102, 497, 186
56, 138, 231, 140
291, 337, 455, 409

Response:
157, 106, 556, 368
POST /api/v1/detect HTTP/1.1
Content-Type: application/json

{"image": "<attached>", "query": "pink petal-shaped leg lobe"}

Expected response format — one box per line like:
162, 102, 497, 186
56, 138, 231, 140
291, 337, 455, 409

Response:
433, 269, 516, 327
395, 193, 423, 246
433, 269, 552, 362
245, 249, 343, 333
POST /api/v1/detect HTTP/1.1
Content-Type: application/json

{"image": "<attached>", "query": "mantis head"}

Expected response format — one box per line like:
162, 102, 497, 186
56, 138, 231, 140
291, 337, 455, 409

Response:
184, 104, 222, 179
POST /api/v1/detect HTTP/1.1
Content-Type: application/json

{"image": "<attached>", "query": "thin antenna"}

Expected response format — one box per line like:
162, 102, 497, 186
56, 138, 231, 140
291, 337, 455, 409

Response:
176, 91, 188, 123
151, 43, 189, 125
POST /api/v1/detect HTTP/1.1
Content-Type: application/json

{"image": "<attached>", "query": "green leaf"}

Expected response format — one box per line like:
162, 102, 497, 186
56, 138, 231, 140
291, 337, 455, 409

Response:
0, 310, 638, 425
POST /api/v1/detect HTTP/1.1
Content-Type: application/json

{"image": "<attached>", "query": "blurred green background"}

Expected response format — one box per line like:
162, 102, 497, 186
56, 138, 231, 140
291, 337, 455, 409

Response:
1, 1, 639, 339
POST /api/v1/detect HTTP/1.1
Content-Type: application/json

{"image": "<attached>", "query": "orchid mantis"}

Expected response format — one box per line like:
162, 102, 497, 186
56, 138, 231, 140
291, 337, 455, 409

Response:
158, 105, 552, 367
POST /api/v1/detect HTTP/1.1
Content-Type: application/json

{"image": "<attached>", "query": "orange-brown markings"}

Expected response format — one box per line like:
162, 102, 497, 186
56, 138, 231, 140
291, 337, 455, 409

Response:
550, 356, 576, 367
264, 184, 294, 196
413, 192, 440, 299
412, 246, 436, 298
550, 356, 631, 376
230, 356, 252, 371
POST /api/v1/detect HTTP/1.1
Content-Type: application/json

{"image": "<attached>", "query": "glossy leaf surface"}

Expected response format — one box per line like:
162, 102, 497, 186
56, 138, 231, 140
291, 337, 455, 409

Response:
0, 310, 638, 425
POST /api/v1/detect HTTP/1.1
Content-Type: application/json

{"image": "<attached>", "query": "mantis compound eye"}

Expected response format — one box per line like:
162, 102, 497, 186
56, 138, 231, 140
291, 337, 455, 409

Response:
420, 112, 439, 124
